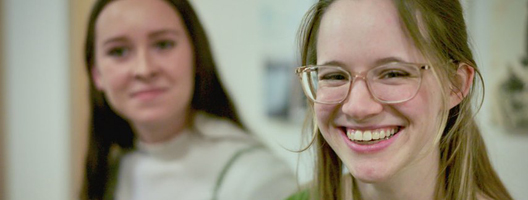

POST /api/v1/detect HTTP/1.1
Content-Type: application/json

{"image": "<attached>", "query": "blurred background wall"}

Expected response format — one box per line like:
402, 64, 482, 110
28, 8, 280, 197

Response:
2, 0, 71, 200
465, 1, 528, 198
0, 0, 527, 200
0, 0, 5, 198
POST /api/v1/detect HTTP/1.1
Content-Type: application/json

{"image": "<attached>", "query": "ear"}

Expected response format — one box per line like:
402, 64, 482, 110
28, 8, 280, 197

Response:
91, 66, 105, 91
449, 63, 475, 109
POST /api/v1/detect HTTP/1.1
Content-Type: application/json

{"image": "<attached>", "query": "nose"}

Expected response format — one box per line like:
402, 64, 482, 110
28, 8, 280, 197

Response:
341, 79, 383, 121
132, 49, 159, 80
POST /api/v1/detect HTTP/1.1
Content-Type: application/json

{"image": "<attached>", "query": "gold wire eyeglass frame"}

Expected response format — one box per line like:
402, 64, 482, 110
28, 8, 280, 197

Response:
295, 63, 431, 105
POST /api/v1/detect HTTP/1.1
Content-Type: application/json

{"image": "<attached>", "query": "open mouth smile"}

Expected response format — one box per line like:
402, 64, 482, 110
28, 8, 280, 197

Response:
344, 127, 401, 144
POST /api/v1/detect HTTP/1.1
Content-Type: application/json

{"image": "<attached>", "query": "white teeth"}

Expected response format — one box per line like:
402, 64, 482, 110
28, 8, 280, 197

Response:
346, 128, 398, 142
363, 131, 372, 141
380, 130, 386, 139
354, 131, 363, 140
372, 131, 380, 140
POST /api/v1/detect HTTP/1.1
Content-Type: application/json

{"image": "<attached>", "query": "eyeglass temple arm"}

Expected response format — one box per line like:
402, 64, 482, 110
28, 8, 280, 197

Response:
295, 66, 311, 78
295, 66, 319, 101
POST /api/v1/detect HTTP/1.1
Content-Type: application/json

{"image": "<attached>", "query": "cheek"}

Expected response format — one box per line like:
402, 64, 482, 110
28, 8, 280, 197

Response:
95, 54, 131, 90
314, 104, 339, 133
314, 104, 346, 156
399, 81, 445, 143
171, 58, 194, 91
181, 62, 195, 83
401, 75, 444, 116
167, 46, 194, 79
417, 82, 444, 119
100, 66, 129, 91
180, 67, 195, 98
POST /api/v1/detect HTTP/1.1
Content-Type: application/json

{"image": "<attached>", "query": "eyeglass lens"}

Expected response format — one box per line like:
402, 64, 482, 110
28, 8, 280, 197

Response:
304, 64, 422, 104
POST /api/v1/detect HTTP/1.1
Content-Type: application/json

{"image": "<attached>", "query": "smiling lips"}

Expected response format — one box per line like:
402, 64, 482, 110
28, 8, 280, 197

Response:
346, 127, 399, 142
131, 88, 166, 99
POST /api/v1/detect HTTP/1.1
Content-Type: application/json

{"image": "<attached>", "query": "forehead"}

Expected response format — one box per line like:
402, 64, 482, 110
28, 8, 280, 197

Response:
316, 0, 422, 67
95, 0, 185, 39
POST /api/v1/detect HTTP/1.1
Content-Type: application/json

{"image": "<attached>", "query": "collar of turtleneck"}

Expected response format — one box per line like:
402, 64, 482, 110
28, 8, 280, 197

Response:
135, 126, 194, 161
131, 111, 249, 161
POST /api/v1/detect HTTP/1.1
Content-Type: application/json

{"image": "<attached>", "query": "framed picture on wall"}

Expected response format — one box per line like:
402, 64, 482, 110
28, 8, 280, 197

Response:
261, 0, 315, 124
490, 0, 528, 132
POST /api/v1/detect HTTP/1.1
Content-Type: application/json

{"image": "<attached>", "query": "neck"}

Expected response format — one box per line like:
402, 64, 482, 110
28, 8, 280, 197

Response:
355, 148, 440, 200
132, 112, 191, 144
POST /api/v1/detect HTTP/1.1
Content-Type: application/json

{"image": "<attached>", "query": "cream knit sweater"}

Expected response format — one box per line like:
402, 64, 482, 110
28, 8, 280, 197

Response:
114, 112, 296, 200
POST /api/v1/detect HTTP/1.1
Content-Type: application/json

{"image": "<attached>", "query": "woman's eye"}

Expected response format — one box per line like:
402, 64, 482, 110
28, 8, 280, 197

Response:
379, 70, 410, 79
107, 47, 129, 58
154, 40, 176, 50
320, 73, 348, 81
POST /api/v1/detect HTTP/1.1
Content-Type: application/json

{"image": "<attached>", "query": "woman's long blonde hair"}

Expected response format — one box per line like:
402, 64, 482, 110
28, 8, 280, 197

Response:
297, 0, 512, 199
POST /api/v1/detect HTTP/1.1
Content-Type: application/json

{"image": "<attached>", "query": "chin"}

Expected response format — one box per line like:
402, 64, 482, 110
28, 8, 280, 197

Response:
352, 173, 391, 184
128, 109, 172, 124
347, 164, 395, 184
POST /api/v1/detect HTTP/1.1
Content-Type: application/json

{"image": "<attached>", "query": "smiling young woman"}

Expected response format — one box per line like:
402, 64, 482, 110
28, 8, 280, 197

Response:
288, 0, 513, 200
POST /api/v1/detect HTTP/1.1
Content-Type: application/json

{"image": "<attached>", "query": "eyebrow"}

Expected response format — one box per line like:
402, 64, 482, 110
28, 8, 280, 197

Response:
320, 60, 347, 67
102, 36, 128, 46
373, 57, 408, 66
320, 56, 409, 67
102, 29, 182, 46
148, 29, 181, 38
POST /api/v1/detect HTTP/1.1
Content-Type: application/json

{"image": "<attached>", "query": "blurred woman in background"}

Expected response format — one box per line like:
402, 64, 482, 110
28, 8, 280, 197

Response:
80, 0, 296, 199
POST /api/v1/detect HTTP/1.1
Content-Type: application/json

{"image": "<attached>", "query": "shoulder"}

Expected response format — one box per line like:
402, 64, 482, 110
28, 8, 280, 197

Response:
227, 145, 295, 183
231, 145, 291, 175
194, 112, 298, 199
217, 145, 297, 200
285, 189, 311, 200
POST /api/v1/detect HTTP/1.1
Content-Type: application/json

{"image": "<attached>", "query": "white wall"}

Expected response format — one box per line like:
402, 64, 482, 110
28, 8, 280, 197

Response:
190, 0, 315, 184
2, 0, 71, 200
466, 0, 528, 199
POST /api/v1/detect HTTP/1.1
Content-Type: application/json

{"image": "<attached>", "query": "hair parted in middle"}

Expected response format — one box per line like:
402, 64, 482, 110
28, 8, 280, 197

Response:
297, 0, 512, 199
81, 0, 244, 199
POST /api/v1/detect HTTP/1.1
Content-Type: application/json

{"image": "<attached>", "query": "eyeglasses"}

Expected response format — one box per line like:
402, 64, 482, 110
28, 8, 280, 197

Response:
295, 62, 431, 104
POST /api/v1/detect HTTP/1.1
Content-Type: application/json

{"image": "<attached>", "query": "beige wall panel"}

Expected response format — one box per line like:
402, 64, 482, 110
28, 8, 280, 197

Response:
1, 0, 5, 198
70, 0, 95, 198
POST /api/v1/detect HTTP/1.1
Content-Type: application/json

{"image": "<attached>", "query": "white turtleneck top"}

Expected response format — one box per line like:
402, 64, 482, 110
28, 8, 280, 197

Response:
114, 112, 297, 200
